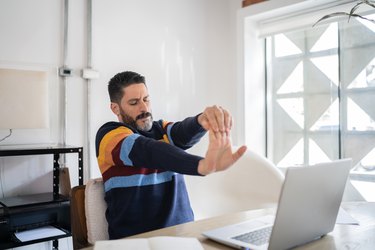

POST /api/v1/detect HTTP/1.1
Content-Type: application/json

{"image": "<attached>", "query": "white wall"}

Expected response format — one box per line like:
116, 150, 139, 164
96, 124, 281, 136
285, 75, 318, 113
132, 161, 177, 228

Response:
88, 0, 243, 177
0, 0, 244, 249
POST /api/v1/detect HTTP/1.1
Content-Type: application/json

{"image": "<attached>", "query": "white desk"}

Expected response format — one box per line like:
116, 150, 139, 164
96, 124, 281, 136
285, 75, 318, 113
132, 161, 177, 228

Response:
84, 202, 375, 249
128, 202, 375, 249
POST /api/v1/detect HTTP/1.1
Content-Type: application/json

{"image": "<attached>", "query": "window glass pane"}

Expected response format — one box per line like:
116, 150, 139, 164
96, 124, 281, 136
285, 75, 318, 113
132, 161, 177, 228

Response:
310, 99, 339, 131
277, 98, 304, 128
340, 16, 375, 201
266, 14, 375, 201
266, 23, 339, 167
274, 34, 302, 57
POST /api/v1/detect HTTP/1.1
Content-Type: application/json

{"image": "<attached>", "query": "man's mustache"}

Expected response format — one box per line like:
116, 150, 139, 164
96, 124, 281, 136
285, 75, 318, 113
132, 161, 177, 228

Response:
136, 112, 152, 121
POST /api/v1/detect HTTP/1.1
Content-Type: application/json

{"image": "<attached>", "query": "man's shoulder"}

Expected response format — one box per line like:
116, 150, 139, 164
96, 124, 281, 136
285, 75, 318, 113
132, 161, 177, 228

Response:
96, 120, 171, 140
98, 121, 133, 132
96, 121, 135, 140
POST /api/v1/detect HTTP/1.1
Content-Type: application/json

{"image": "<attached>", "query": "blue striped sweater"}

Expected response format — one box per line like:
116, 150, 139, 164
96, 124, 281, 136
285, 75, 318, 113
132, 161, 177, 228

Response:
95, 115, 206, 239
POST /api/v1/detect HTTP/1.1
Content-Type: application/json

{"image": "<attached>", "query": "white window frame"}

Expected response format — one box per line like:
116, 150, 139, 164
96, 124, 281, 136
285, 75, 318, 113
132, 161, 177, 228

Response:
236, 0, 372, 157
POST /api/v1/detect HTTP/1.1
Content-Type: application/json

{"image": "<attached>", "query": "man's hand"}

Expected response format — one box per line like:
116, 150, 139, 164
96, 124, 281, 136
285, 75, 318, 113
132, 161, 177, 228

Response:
198, 129, 247, 175
198, 105, 232, 133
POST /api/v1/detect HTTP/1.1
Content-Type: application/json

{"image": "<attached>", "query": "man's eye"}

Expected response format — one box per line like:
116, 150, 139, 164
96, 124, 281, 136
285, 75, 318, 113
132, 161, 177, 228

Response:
129, 101, 137, 105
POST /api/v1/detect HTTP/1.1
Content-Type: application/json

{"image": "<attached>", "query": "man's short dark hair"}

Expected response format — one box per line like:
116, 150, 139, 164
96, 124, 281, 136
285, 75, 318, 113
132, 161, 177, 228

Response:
108, 71, 146, 103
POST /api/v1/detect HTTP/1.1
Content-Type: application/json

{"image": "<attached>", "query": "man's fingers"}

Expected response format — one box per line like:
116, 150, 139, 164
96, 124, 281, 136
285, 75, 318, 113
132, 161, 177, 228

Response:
200, 118, 210, 131
222, 108, 232, 132
232, 146, 247, 162
214, 106, 225, 132
205, 107, 220, 132
203, 105, 233, 132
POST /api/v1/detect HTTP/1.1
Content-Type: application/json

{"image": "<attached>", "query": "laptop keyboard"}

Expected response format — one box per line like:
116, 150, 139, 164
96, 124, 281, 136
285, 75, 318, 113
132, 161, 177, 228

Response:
231, 226, 273, 246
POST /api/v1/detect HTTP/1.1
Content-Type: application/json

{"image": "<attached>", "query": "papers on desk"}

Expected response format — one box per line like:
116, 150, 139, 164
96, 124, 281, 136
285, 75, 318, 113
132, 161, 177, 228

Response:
94, 236, 204, 250
336, 207, 360, 225
14, 225, 66, 242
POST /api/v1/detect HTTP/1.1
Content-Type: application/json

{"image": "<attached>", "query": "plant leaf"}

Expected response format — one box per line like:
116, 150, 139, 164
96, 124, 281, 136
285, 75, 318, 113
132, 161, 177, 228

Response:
349, 2, 364, 16
313, 12, 352, 26
364, 0, 375, 9
313, 2, 375, 27
352, 13, 375, 23
348, 1, 374, 22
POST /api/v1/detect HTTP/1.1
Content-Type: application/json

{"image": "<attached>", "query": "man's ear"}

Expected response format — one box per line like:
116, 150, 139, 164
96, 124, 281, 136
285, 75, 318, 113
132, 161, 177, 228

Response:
110, 102, 120, 116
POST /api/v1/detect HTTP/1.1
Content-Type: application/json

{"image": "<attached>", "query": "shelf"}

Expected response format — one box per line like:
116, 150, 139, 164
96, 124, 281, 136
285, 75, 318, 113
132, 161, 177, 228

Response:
0, 225, 71, 249
0, 198, 71, 249
0, 145, 83, 249
0, 144, 82, 157
0, 192, 69, 211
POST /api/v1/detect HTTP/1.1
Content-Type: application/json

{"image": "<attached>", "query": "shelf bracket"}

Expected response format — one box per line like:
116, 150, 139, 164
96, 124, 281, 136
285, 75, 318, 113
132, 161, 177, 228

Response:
53, 153, 60, 200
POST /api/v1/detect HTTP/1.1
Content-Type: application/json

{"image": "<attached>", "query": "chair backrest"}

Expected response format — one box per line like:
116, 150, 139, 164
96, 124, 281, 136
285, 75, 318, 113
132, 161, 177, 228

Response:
85, 178, 109, 244
70, 178, 108, 249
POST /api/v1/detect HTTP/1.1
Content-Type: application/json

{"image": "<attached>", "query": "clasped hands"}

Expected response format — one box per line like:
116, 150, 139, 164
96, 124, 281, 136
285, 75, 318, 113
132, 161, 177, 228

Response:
197, 105, 247, 175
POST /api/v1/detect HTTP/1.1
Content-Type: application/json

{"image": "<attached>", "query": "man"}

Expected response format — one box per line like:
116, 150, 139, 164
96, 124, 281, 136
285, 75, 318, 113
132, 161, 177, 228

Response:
95, 71, 246, 239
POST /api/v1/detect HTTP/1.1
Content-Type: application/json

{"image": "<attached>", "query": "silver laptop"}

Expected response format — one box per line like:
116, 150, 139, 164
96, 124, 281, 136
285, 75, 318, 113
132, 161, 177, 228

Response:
203, 159, 352, 250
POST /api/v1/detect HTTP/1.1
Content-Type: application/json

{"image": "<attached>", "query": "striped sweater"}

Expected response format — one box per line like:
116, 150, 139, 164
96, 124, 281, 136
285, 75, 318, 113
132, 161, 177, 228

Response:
95, 115, 206, 239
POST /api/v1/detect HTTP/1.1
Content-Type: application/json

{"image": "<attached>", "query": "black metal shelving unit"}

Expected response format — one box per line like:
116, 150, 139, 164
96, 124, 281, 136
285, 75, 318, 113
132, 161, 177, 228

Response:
0, 144, 83, 249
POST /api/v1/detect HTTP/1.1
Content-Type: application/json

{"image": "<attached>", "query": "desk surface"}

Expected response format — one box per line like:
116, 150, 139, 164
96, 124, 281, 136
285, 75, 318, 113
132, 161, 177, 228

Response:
88, 202, 375, 249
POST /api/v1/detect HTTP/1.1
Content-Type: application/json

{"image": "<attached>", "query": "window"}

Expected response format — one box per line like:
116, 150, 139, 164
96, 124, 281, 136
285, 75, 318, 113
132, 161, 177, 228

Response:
266, 15, 375, 201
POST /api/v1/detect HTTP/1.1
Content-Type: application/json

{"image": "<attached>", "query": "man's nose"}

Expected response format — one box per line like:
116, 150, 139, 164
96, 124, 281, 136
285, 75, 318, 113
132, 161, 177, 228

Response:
139, 100, 148, 111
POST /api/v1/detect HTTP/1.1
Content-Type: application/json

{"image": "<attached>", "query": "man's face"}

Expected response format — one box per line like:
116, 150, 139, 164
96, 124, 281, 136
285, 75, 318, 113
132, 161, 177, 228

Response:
112, 83, 153, 131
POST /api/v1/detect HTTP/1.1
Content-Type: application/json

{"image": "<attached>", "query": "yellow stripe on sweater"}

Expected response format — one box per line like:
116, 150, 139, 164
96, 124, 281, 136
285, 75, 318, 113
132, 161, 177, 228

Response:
98, 126, 133, 174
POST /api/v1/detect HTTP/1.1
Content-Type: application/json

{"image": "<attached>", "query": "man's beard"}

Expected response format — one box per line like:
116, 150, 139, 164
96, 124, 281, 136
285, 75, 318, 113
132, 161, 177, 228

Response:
119, 109, 153, 132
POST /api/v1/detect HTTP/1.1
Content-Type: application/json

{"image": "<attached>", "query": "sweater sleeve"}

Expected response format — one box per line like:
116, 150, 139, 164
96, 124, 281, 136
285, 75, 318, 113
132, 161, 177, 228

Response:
166, 114, 206, 150
125, 135, 203, 176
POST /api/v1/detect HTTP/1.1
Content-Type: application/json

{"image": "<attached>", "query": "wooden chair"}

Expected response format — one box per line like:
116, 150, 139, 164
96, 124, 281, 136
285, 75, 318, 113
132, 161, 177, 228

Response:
70, 178, 108, 249
70, 185, 89, 249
